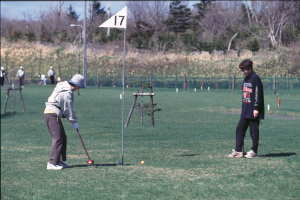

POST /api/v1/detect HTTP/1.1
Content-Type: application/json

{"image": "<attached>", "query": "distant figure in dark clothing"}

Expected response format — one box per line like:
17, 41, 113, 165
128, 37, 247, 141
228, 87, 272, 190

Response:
228, 59, 264, 158
47, 66, 56, 84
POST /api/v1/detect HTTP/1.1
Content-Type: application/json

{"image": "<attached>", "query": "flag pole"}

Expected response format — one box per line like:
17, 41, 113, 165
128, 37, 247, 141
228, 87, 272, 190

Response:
121, 28, 126, 166
98, 6, 127, 166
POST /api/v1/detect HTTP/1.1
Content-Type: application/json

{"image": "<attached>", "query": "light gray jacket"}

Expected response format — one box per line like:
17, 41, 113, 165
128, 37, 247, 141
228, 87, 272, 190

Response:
47, 69, 55, 77
45, 81, 77, 122
16, 69, 25, 78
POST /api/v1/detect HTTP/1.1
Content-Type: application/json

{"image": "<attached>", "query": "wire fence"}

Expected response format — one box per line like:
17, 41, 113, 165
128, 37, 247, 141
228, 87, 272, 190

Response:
83, 75, 300, 91
3, 75, 300, 91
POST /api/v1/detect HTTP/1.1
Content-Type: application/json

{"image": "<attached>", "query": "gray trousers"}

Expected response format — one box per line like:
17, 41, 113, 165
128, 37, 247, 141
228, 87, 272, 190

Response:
44, 113, 67, 165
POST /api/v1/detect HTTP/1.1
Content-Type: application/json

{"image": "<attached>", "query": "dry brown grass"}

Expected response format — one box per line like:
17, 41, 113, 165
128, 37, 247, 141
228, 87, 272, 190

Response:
1, 38, 297, 79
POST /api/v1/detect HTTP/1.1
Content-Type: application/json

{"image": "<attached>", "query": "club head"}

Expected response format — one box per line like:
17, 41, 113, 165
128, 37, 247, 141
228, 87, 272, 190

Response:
87, 160, 94, 165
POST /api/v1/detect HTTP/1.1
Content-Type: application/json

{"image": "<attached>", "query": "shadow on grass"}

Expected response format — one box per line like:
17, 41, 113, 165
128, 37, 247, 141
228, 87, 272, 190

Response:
68, 163, 131, 168
259, 152, 296, 157
1, 111, 16, 118
175, 153, 201, 157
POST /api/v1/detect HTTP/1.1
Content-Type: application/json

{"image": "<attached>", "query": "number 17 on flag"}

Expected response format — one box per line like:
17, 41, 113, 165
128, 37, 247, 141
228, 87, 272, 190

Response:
99, 6, 127, 29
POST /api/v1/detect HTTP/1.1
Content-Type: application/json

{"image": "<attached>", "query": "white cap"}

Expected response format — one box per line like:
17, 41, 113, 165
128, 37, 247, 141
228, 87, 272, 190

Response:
69, 74, 85, 88
1, 66, 4, 70
20, 66, 24, 69
50, 66, 53, 69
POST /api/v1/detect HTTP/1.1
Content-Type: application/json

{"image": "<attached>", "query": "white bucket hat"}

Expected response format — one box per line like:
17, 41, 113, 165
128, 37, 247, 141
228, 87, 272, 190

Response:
69, 74, 85, 88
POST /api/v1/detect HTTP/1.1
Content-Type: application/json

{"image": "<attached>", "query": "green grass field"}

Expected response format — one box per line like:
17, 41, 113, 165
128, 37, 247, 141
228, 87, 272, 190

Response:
1, 85, 299, 200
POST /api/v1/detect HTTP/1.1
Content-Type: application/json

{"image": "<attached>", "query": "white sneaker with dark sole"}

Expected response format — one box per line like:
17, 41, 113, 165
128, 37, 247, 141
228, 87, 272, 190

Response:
59, 161, 70, 168
227, 149, 244, 158
245, 150, 257, 158
47, 162, 63, 170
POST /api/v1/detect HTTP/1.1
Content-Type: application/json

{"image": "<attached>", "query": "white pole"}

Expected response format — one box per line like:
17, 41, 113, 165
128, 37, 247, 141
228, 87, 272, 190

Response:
107, 6, 111, 37
121, 28, 126, 165
83, 0, 88, 87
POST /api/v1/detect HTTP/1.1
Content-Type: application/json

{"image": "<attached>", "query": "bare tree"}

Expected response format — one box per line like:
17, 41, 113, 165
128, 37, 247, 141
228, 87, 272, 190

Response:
200, 2, 241, 41
127, 1, 169, 51
249, 1, 297, 48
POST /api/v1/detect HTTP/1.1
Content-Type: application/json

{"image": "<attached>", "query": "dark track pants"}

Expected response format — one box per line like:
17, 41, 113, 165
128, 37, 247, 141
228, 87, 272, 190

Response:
50, 76, 55, 84
44, 114, 67, 165
0, 77, 4, 86
235, 118, 260, 153
19, 77, 24, 86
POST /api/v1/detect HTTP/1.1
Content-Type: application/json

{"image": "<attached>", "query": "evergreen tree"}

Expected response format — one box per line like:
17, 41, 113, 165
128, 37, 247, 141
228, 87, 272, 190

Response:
193, 0, 213, 18
247, 38, 260, 52
67, 5, 79, 21
90, 0, 106, 21
191, 0, 212, 30
166, 0, 192, 34
128, 21, 155, 49
88, 0, 108, 42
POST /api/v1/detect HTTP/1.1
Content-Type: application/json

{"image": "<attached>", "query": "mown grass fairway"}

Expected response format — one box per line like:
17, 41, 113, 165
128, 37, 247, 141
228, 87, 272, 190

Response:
1, 85, 299, 200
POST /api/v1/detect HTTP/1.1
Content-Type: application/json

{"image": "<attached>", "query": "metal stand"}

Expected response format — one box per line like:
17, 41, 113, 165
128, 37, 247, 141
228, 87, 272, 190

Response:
3, 87, 25, 114
125, 85, 160, 128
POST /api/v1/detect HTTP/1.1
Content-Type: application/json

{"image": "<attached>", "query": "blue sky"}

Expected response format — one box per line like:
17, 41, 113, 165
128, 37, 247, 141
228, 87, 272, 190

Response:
1, 1, 127, 20
0, 1, 200, 21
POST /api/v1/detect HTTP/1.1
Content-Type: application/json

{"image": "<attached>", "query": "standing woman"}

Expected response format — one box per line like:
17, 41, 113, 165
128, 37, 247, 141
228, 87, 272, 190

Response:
44, 74, 85, 170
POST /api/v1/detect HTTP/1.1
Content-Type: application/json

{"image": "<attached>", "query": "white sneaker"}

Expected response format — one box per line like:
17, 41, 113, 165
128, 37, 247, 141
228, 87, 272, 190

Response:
59, 161, 70, 168
245, 150, 257, 158
227, 149, 244, 158
47, 162, 63, 170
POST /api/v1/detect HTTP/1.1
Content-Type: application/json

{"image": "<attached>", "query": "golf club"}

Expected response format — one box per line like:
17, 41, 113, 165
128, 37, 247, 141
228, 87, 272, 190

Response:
75, 128, 95, 166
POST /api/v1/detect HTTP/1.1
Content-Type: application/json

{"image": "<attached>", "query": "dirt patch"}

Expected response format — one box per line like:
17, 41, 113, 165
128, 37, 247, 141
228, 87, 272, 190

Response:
223, 108, 241, 115
197, 106, 240, 115
68, 154, 88, 159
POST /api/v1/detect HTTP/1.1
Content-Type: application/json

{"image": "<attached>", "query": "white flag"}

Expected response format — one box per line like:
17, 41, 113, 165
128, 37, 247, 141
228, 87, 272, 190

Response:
99, 7, 127, 29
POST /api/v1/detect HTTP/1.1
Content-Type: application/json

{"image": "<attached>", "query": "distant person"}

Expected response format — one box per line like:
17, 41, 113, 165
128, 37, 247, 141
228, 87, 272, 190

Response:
16, 66, 25, 88
228, 59, 264, 158
47, 66, 56, 84
41, 74, 47, 86
0, 66, 7, 86
44, 74, 85, 170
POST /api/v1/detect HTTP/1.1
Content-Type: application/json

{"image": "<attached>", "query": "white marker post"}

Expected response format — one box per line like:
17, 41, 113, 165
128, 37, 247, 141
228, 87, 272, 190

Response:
99, 7, 128, 165
267, 104, 270, 112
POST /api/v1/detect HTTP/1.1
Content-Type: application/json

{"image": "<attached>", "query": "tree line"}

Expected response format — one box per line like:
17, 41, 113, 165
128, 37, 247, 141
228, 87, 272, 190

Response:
1, 0, 300, 52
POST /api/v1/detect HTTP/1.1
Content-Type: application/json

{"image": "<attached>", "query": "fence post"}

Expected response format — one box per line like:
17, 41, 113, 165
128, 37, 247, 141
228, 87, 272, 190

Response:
96, 69, 100, 88
232, 75, 235, 90
273, 74, 277, 94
